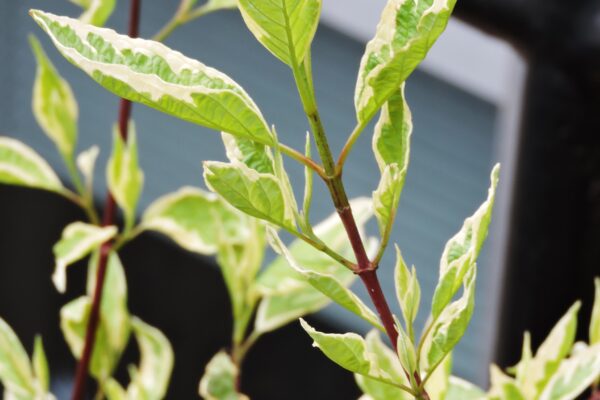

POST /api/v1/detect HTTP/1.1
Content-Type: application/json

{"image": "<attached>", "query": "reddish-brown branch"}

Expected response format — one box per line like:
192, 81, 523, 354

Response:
359, 270, 398, 350
70, 1, 141, 399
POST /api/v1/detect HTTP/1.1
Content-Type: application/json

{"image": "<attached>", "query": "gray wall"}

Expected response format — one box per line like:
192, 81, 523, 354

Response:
1, 0, 499, 386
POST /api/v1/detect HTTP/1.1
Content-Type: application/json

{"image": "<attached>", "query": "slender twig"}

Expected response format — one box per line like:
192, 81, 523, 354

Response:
287, 42, 430, 399
70, 1, 141, 399
336, 120, 368, 172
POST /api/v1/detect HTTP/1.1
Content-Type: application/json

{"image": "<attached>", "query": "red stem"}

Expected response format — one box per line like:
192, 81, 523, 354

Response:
359, 270, 398, 351
70, 1, 141, 399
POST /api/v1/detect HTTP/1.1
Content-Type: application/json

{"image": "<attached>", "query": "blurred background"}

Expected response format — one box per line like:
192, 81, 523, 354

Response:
1, 0, 599, 398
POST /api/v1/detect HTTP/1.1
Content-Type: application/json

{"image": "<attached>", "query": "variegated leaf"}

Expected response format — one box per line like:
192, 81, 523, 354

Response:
0, 318, 37, 398
142, 187, 247, 254
31, 11, 273, 146
0, 137, 63, 192
356, 331, 411, 400
445, 376, 485, 400
255, 199, 373, 333
61, 252, 130, 381
488, 365, 525, 400
198, 351, 248, 400
421, 269, 477, 376
221, 132, 274, 174
237, 0, 321, 66
372, 88, 412, 240
519, 302, 581, 398
539, 343, 600, 400
394, 245, 420, 330
77, 0, 116, 27
52, 222, 117, 293
29, 35, 78, 161
431, 164, 499, 318
204, 160, 296, 230
300, 319, 390, 382
355, 0, 457, 122
107, 122, 144, 231
76, 145, 100, 195
266, 227, 382, 329
126, 317, 174, 400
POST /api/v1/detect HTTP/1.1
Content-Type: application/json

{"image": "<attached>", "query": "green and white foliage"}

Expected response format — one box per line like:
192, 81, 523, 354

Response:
431, 164, 500, 318
485, 302, 600, 400
445, 376, 486, 400
29, 35, 78, 162
76, 145, 100, 197
0, 136, 63, 193
255, 198, 375, 334
0, 318, 55, 400
52, 221, 117, 293
31, 10, 273, 146
372, 87, 412, 247
355, 0, 457, 123
204, 160, 296, 230
237, 0, 321, 67
141, 187, 247, 255
394, 246, 420, 335
265, 226, 382, 330
104, 318, 174, 400
70, 0, 116, 27
61, 252, 130, 382
107, 122, 144, 231
198, 351, 248, 400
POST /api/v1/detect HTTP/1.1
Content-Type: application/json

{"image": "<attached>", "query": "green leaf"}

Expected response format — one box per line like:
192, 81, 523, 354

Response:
0, 136, 63, 192
204, 160, 296, 230
142, 187, 247, 254
0, 318, 36, 398
29, 35, 78, 161
425, 353, 452, 400
394, 245, 420, 331
355, 0, 457, 122
421, 269, 477, 376
30, 10, 273, 146
300, 319, 385, 379
107, 122, 144, 231
32, 336, 50, 392
591, 278, 600, 345
372, 88, 412, 240
77, 0, 116, 27
198, 351, 248, 400
519, 302, 581, 398
445, 376, 485, 400
539, 343, 600, 400
127, 317, 174, 400
431, 164, 499, 318
266, 227, 382, 329
204, 0, 238, 10
237, 0, 321, 66
254, 199, 373, 333
52, 222, 117, 293
61, 252, 130, 382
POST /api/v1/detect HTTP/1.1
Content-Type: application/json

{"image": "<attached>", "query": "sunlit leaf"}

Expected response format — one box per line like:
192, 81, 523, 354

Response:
204, 160, 295, 230
355, 0, 457, 122
29, 35, 78, 161
32, 336, 50, 393
237, 0, 321, 66
142, 187, 247, 254
431, 164, 499, 317
591, 278, 600, 345
31, 11, 273, 146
